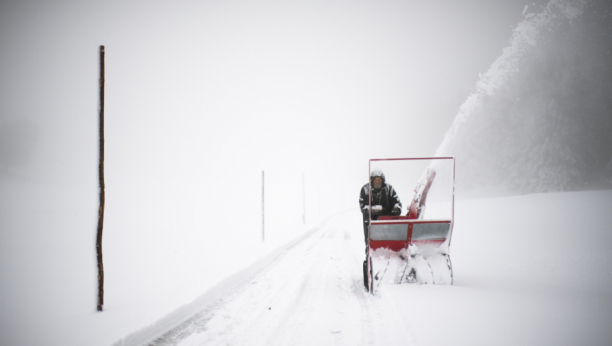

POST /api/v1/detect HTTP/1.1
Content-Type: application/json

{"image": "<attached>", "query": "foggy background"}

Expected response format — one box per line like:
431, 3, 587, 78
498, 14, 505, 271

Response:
1, 0, 611, 344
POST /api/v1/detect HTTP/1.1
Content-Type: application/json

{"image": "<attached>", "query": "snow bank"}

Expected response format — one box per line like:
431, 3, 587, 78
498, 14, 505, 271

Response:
388, 188, 612, 346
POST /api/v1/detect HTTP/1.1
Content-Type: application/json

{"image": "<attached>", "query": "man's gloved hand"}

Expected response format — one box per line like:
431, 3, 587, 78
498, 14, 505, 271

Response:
371, 205, 383, 216
391, 205, 401, 216
362, 205, 369, 215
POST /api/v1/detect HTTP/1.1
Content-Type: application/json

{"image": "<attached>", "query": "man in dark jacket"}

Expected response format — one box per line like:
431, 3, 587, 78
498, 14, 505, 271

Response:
359, 168, 402, 245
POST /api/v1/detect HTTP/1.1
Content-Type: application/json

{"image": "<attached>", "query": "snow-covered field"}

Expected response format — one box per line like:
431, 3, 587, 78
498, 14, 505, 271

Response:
112, 189, 612, 346
1, 187, 611, 345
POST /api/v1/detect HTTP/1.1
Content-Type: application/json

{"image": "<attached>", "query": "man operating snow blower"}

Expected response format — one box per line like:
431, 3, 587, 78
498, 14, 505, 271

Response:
359, 169, 402, 246
361, 158, 455, 293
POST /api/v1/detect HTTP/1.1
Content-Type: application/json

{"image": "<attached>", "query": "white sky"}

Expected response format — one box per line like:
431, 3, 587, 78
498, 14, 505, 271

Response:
0, 0, 546, 206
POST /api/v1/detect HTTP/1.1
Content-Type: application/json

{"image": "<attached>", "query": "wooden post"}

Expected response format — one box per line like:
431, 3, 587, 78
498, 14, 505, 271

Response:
96, 45, 105, 312
262, 171, 265, 241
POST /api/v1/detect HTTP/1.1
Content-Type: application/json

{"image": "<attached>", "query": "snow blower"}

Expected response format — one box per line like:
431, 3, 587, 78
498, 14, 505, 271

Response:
364, 157, 455, 294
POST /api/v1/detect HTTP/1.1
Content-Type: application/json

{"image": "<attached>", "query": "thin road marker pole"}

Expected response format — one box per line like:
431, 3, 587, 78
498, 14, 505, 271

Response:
96, 45, 106, 312
318, 184, 320, 219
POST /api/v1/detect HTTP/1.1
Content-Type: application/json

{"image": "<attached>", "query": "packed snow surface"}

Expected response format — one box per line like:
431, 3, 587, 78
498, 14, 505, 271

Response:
115, 189, 612, 346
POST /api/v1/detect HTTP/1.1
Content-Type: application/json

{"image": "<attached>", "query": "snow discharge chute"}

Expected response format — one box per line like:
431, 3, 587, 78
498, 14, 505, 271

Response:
364, 157, 455, 294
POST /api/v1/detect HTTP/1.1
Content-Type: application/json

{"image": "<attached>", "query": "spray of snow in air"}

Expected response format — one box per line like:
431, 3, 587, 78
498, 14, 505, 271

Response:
435, 0, 586, 158
431, 0, 612, 193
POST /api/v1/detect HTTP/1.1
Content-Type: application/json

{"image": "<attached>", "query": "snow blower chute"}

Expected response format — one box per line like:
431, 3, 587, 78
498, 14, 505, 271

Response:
364, 157, 455, 294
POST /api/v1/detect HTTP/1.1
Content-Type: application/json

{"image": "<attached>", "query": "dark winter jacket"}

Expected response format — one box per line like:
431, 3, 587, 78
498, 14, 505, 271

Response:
359, 170, 402, 218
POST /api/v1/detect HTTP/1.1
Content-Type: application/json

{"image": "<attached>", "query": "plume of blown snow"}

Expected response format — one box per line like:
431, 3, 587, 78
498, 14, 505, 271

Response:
435, 0, 586, 158
433, 0, 612, 194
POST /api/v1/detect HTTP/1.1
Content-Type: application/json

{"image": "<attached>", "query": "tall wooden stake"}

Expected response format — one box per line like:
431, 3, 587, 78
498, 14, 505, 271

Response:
96, 45, 106, 312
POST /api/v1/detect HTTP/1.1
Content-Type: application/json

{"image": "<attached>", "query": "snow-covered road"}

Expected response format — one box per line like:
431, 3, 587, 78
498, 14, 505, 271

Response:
132, 212, 413, 346
116, 190, 612, 346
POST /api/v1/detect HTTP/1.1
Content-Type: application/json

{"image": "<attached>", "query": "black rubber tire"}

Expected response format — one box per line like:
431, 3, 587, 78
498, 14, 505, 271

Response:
369, 256, 373, 293
363, 260, 368, 290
